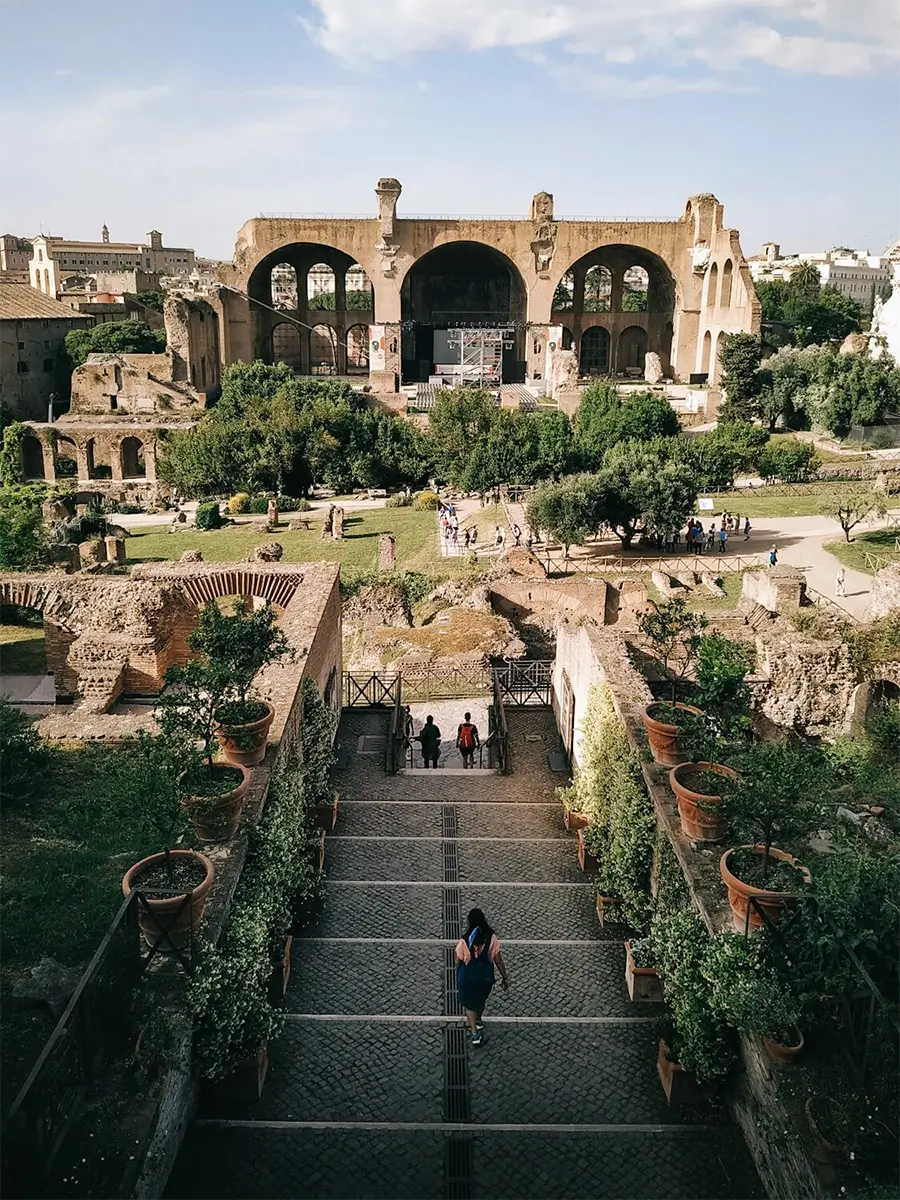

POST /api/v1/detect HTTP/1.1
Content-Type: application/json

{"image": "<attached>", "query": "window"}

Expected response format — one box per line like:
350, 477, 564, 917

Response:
37, 248, 43, 262
17, 362, 29, 374
43, 359, 54, 372
109, 396, 117, 411
44, 339, 51, 349
17, 341, 24, 350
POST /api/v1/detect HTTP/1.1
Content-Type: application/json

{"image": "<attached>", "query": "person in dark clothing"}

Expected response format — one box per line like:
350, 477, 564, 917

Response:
456, 711, 480, 768
456, 907, 510, 1045
417, 714, 441, 768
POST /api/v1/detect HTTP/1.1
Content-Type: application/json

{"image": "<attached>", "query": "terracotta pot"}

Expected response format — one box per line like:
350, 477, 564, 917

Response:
268, 935, 293, 1006
215, 701, 275, 768
312, 791, 339, 833
181, 763, 250, 842
577, 828, 598, 873
204, 1046, 269, 1106
720, 845, 811, 933
657, 1038, 704, 1105
763, 1027, 804, 1065
641, 702, 704, 767
596, 894, 622, 928
669, 762, 736, 843
624, 941, 664, 1002
563, 807, 589, 833
122, 850, 214, 952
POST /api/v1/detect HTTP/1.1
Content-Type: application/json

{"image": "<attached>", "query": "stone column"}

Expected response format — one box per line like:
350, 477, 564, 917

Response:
41, 433, 57, 484
379, 533, 396, 571
331, 506, 344, 540
143, 439, 157, 483
334, 269, 347, 375
110, 438, 124, 481
74, 439, 91, 483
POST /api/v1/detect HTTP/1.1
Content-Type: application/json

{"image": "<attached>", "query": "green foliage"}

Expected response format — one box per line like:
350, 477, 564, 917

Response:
62, 318, 166, 372
195, 500, 223, 530
598, 441, 697, 547
0, 485, 50, 570
385, 493, 412, 508
822, 484, 888, 542
637, 598, 707, 702
0, 698, 53, 808
694, 634, 753, 737
341, 568, 431, 610
415, 489, 440, 510
702, 932, 799, 1043
758, 270, 865, 350
526, 474, 604, 553
718, 333, 764, 423
0, 422, 27, 485
756, 438, 818, 483
227, 493, 251, 514
191, 598, 293, 712
133, 290, 165, 311
651, 909, 736, 1083
574, 382, 678, 469
622, 289, 648, 312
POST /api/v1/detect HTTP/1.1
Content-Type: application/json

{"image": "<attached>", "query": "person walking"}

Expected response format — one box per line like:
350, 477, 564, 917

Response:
769, 545, 778, 567
512, 523, 522, 547
416, 715, 441, 768
463, 528, 471, 551
706, 526, 715, 552
695, 521, 704, 554
456, 711, 481, 768
469, 525, 478, 548
835, 568, 846, 598
719, 524, 728, 552
744, 517, 751, 540
456, 907, 509, 1045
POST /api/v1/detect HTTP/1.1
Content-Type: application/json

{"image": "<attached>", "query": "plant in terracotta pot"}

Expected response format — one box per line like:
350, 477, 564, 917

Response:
669, 757, 737, 844
694, 633, 754, 742
121, 730, 215, 952
624, 935, 663, 1002
189, 599, 293, 768
718, 742, 817, 932
637, 599, 708, 765
702, 931, 803, 1063
155, 659, 250, 842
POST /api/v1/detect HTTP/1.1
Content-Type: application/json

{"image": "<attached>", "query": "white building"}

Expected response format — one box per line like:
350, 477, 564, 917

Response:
30, 227, 195, 298
748, 242, 894, 310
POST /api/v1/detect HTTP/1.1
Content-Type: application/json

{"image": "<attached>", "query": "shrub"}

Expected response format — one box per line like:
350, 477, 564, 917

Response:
385, 493, 413, 508
195, 501, 223, 530
248, 496, 269, 514
0, 697, 53, 807
695, 634, 754, 738
276, 495, 307, 512
227, 493, 251, 514
415, 489, 440, 510
0, 485, 50, 570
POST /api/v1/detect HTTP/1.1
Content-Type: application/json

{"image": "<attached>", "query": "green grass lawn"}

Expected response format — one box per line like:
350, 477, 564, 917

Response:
705, 484, 864, 519
766, 432, 870, 464
0, 625, 47, 674
124, 506, 443, 573
822, 528, 900, 575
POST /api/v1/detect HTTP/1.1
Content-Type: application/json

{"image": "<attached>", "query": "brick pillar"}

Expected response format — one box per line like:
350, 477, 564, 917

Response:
143, 440, 157, 483
110, 438, 123, 481
74, 440, 91, 483
611, 270, 624, 313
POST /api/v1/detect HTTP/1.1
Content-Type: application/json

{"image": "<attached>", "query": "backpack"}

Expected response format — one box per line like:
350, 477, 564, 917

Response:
458, 937, 495, 991
459, 723, 476, 750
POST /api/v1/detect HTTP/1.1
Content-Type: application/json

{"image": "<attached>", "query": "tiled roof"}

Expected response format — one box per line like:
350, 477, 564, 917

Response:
0, 283, 92, 321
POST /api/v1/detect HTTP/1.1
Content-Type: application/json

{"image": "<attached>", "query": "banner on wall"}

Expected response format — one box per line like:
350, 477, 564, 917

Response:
369, 325, 386, 371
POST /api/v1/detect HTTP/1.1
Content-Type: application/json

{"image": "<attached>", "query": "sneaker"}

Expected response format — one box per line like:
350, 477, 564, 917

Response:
471, 1030, 484, 1046
475, 1020, 485, 1031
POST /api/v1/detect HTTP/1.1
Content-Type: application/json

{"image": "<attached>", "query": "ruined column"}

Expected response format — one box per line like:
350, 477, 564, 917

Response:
74, 440, 92, 483
266, 497, 279, 530
331, 506, 344, 540
321, 504, 334, 539
110, 438, 124, 482
379, 533, 396, 571
143, 440, 157, 483
40, 433, 57, 484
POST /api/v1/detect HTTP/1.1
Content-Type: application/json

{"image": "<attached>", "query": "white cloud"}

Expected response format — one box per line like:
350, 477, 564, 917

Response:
301, 0, 900, 77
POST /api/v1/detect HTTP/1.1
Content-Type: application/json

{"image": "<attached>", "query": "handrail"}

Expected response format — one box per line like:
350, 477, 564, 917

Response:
490, 672, 511, 775
538, 551, 766, 576
803, 586, 861, 624
387, 677, 403, 775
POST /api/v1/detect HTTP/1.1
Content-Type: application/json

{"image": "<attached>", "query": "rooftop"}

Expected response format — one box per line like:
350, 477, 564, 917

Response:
0, 282, 93, 322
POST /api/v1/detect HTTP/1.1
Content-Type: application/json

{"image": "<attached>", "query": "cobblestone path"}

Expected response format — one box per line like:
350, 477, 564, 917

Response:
167, 708, 761, 1200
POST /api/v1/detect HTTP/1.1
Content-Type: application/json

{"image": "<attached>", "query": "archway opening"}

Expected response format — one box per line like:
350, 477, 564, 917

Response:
618, 326, 648, 375
552, 270, 574, 312
271, 263, 298, 310
310, 325, 337, 375
307, 264, 336, 310
345, 264, 373, 310
560, 327, 574, 351
21, 435, 45, 480
273, 322, 304, 371
346, 324, 370, 375
720, 259, 734, 308
706, 262, 719, 309
584, 266, 612, 313
623, 266, 649, 312
400, 241, 526, 384
580, 327, 610, 376
55, 436, 78, 479
713, 330, 726, 384
701, 330, 712, 375
121, 436, 146, 479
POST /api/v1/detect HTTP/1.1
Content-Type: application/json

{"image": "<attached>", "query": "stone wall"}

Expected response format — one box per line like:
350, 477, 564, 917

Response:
871, 562, 900, 618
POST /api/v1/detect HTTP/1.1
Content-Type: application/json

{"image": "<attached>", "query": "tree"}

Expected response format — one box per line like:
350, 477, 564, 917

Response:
599, 441, 697, 547
525, 474, 603, 555
427, 389, 498, 486
755, 438, 818, 483
718, 333, 764, 423
823, 485, 888, 542
574, 382, 678, 470
758, 275, 864, 350
789, 261, 822, 299
0, 422, 27, 485
637, 598, 707, 702
133, 290, 165, 311
695, 634, 753, 738
63, 318, 166, 371
616, 391, 680, 443
0, 485, 49, 570
622, 290, 648, 312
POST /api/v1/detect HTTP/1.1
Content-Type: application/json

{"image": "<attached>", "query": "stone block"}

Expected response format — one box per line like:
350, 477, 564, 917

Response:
644, 352, 664, 383
332, 507, 344, 540
78, 538, 107, 566
378, 534, 396, 571
741, 566, 804, 613
105, 536, 126, 564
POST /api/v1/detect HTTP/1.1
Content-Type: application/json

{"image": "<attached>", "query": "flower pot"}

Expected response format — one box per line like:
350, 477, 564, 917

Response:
805, 1096, 850, 1184
181, 763, 251, 842
312, 791, 339, 832
669, 762, 736, 843
657, 1038, 704, 1105
595, 894, 622, 928
720, 845, 811, 933
563, 807, 589, 833
122, 850, 214, 952
641, 702, 703, 767
268, 935, 293, 1006
204, 1046, 269, 1105
577, 828, 598, 873
624, 941, 664, 1002
215, 701, 275, 768
763, 1027, 804, 1065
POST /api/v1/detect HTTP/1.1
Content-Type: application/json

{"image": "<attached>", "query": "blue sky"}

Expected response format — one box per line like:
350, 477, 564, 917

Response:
1, 0, 898, 260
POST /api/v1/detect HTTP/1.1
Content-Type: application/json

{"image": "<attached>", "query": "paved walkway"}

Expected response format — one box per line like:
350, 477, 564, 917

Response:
167, 708, 761, 1199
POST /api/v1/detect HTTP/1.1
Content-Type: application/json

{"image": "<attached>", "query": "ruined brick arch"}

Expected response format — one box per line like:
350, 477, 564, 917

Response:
174, 570, 304, 609
21, 432, 46, 480
0, 579, 71, 624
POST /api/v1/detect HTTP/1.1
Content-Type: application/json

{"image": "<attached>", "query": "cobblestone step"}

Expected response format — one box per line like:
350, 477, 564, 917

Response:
166, 1125, 763, 1200
325, 838, 583, 884
335, 802, 568, 839
286, 941, 649, 1017
305, 883, 602, 940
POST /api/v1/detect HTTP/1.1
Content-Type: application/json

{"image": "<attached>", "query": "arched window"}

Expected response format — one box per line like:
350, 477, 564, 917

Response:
617, 326, 648, 373
713, 330, 726, 384
705, 263, 719, 309
43, 269, 50, 294
55, 436, 78, 478
21, 435, 45, 480
622, 265, 649, 312
584, 265, 612, 312
579, 327, 610, 376
345, 264, 373, 310
552, 270, 574, 311
700, 330, 712, 375
121, 436, 146, 479
346, 324, 370, 374
270, 263, 298, 310
307, 264, 336, 310
273, 322, 303, 370
310, 324, 337, 374
720, 259, 733, 308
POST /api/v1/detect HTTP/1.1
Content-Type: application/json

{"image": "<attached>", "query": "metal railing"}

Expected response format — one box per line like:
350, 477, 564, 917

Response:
490, 672, 510, 775
387, 677, 404, 775
803, 586, 861, 624
258, 212, 672, 223
344, 672, 400, 707
495, 660, 553, 706
538, 551, 765, 577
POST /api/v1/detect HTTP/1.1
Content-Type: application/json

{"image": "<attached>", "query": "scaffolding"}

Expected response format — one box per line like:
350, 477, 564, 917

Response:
440, 328, 506, 386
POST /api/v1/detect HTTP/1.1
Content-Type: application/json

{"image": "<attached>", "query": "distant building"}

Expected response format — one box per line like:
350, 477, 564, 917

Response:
30, 228, 195, 299
0, 234, 34, 277
748, 243, 894, 310
0, 283, 92, 420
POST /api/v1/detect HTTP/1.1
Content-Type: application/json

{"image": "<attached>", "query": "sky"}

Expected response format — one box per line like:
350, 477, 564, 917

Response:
1, 0, 898, 261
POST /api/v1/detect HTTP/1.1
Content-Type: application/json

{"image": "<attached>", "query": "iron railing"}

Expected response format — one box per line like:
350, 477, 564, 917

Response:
494, 660, 553, 706
490, 672, 510, 775
400, 664, 493, 701
387, 676, 404, 775
538, 551, 765, 577
344, 672, 400, 707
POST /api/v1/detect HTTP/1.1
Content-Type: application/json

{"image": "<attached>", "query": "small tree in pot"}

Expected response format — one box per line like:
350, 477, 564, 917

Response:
638, 599, 708, 765
694, 634, 754, 741
702, 931, 803, 1062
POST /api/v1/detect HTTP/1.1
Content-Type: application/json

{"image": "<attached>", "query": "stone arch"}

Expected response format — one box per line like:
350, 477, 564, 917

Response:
622, 265, 649, 312
273, 322, 304, 370
700, 330, 712, 374
54, 434, 78, 479
552, 269, 574, 311
583, 265, 612, 313
21, 434, 45, 480
310, 324, 337, 374
168, 569, 305, 609
121, 436, 146, 479
617, 326, 648, 373
720, 259, 734, 308
552, 245, 674, 316
579, 327, 610, 376
346, 323, 370, 374
847, 677, 900, 734
271, 262, 298, 310
712, 330, 727, 384
705, 262, 719, 309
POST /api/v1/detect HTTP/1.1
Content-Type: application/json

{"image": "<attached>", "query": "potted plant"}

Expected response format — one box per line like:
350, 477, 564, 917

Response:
624, 936, 663, 1002
188, 600, 293, 768
694, 633, 753, 742
155, 659, 250, 842
718, 743, 816, 932
637, 599, 708, 765
702, 932, 803, 1064
121, 731, 215, 953
669, 760, 737, 843
578, 825, 601, 873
